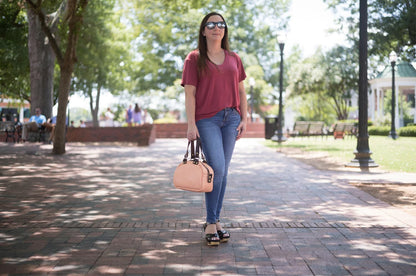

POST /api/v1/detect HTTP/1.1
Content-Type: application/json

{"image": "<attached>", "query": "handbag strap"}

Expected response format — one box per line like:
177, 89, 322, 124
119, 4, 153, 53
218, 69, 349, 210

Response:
191, 139, 196, 159
196, 138, 208, 162
183, 141, 191, 162
183, 139, 207, 162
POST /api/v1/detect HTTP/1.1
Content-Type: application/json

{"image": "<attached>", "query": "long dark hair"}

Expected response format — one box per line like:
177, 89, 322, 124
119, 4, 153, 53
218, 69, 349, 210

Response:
197, 12, 230, 75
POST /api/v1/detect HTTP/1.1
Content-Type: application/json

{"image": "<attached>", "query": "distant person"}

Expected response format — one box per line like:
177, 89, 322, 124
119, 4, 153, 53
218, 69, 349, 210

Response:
70, 120, 75, 127
105, 107, 115, 127
80, 120, 86, 127
21, 108, 47, 142
132, 103, 142, 126
126, 105, 133, 126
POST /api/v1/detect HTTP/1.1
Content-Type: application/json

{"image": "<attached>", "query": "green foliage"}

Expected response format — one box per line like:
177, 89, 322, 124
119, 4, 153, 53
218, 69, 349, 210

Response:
71, 0, 132, 125
154, 112, 179, 124
3, 0, 291, 120
323, 0, 416, 61
368, 125, 391, 136
287, 46, 358, 121
0, 1, 30, 100
398, 126, 416, 137
286, 94, 337, 125
69, 107, 92, 126
127, 0, 290, 94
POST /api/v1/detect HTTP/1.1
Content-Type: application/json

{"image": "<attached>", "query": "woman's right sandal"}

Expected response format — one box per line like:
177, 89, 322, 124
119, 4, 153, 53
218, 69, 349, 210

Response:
203, 223, 220, 246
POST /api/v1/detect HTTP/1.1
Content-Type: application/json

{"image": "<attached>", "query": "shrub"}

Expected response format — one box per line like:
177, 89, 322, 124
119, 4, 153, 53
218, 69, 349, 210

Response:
368, 126, 390, 136
398, 126, 416, 137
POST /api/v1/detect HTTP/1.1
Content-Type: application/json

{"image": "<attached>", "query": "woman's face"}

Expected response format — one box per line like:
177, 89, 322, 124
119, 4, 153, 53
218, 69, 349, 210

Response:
203, 15, 225, 42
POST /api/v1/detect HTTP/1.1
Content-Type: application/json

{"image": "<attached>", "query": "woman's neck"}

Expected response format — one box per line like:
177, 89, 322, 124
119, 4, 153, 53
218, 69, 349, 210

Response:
207, 41, 223, 54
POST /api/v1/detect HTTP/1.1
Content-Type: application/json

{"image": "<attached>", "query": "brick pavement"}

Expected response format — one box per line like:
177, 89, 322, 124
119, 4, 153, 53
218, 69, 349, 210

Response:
0, 139, 415, 275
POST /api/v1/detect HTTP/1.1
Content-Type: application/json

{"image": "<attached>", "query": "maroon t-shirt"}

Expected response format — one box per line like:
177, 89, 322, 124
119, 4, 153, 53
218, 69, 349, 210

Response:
181, 49, 246, 122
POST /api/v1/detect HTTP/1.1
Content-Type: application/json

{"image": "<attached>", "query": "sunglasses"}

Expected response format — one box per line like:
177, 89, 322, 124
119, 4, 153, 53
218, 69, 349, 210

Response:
205, 21, 226, 30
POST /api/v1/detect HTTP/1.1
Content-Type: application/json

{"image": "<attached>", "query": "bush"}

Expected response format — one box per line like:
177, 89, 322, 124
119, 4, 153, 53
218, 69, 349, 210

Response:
368, 126, 390, 136
398, 126, 416, 137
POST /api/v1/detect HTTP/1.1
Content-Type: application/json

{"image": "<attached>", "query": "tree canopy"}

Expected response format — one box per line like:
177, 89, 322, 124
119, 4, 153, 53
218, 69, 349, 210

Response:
0, 1, 30, 101
324, 0, 416, 62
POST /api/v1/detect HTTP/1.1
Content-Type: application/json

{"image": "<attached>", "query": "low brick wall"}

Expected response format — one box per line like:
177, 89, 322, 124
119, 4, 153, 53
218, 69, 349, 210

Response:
1, 122, 264, 144
154, 122, 265, 138
66, 124, 156, 146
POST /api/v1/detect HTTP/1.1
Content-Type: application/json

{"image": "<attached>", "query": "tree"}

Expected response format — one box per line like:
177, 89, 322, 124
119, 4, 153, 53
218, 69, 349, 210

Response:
27, 3, 59, 119
324, 0, 416, 61
124, 0, 290, 121
72, 0, 131, 127
26, 0, 89, 154
288, 46, 358, 121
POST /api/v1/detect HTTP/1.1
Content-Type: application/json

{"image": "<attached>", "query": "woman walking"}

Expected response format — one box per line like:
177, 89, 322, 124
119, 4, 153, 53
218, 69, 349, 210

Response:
181, 12, 248, 246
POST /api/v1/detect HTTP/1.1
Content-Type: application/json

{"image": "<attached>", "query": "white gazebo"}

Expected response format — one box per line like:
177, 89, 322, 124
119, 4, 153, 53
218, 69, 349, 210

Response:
368, 62, 416, 126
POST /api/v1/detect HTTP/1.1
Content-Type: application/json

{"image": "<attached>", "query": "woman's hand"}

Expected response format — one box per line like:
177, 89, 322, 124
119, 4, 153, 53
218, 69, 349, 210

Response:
236, 119, 247, 140
187, 123, 199, 141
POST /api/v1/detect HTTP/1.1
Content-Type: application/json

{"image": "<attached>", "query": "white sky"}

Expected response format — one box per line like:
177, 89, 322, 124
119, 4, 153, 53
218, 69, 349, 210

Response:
285, 0, 346, 57
69, 0, 345, 111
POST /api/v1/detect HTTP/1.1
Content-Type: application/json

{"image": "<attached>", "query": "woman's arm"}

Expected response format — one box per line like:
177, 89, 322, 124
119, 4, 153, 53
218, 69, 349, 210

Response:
184, 84, 199, 141
236, 81, 248, 140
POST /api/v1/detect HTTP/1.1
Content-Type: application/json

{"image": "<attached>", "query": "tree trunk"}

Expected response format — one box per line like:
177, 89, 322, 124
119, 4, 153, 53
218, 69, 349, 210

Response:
53, 64, 73, 154
27, 8, 55, 119
89, 85, 101, 127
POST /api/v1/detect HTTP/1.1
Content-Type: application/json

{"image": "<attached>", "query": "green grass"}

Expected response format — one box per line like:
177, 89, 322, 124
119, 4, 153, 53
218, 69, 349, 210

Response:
265, 136, 416, 173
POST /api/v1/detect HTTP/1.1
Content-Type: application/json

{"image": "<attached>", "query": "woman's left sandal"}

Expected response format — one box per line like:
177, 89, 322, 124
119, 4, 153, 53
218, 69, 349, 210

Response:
217, 229, 230, 243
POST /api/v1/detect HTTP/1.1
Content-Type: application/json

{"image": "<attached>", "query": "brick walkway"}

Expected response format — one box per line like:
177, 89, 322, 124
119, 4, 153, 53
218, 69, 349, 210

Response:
0, 139, 415, 275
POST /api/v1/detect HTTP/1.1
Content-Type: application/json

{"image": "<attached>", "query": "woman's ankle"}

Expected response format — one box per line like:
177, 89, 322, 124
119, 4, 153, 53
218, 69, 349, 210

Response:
205, 223, 217, 234
216, 221, 223, 231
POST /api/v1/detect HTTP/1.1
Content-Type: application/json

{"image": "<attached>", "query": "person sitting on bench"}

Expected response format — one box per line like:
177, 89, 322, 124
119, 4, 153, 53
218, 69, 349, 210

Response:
22, 108, 47, 142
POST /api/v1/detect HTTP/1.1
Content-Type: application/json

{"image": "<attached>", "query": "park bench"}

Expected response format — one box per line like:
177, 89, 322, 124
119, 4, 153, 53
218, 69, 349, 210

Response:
289, 121, 325, 138
332, 122, 356, 139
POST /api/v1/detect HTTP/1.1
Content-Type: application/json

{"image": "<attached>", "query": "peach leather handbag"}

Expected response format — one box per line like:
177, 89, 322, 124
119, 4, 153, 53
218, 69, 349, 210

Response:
173, 139, 214, 192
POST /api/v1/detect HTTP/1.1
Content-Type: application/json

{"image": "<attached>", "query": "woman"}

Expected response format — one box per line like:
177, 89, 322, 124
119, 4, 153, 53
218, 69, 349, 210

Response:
181, 12, 248, 246
132, 103, 142, 126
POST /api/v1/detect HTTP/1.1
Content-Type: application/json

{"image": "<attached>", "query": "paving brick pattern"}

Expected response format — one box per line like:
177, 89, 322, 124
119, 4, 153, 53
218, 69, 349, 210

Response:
0, 139, 415, 275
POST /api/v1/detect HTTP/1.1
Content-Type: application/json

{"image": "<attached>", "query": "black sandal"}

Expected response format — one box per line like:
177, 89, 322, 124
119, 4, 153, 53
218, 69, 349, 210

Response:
203, 223, 220, 246
216, 220, 230, 242
217, 229, 230, 243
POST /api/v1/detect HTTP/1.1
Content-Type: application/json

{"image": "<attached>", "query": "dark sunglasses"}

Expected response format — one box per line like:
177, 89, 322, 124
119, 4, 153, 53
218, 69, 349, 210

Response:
205, 21, 226, 30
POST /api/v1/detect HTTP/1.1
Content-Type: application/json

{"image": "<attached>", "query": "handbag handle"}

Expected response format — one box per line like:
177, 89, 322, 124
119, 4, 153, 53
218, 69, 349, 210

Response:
183, 138, 207, 163
196, 138, 208, 162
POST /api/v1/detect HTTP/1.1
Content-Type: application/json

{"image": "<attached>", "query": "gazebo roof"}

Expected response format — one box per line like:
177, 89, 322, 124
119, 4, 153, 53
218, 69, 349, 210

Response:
375, 62, 416, 79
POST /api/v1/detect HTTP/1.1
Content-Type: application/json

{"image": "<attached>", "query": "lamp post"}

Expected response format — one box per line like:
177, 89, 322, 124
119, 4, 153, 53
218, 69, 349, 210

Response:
249, 77, 255, 122
346, 0, 378, 168
389, 51, 398, 139
277, 33, 286, 143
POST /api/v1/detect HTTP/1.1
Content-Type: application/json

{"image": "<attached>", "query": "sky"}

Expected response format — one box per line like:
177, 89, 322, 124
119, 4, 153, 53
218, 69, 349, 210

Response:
69, 0, 346, 111
285, 0, 346, 57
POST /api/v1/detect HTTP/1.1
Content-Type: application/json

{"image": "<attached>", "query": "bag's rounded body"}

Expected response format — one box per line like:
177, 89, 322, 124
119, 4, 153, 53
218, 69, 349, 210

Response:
173, 160, 214, 192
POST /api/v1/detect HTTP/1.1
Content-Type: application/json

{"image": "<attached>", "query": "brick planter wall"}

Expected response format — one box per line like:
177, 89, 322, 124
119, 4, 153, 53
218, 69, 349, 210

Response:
154, 122, 265, 138
1, 122, 264, 144
66, 124, 156, 146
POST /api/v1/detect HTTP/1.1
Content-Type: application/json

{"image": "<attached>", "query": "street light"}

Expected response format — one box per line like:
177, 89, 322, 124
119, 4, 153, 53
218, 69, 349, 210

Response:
389, 50, 398, 139
276, 33, 286, 143
249, 77, 255, 122
346, 0, 378, 169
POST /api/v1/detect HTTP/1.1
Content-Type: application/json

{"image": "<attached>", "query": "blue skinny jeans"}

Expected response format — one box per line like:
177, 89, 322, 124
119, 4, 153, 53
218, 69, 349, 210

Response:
196, 107, 241, 224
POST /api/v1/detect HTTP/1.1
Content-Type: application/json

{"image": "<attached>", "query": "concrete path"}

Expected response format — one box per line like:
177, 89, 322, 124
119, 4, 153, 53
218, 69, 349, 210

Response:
0, 139, 415, 275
